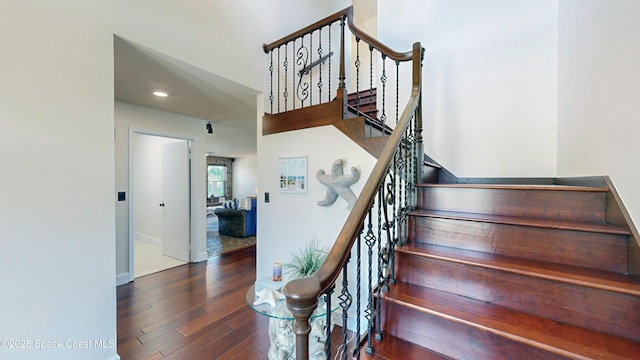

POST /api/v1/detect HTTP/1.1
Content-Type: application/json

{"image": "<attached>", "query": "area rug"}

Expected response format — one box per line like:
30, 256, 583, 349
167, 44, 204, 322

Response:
206, 213, 256, 257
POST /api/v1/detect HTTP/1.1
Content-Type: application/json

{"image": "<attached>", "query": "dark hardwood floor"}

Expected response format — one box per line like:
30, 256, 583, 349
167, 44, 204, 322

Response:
117, 246, 271, 360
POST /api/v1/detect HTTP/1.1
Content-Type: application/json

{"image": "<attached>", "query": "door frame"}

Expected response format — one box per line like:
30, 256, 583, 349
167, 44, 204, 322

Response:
128, 127, 193, 282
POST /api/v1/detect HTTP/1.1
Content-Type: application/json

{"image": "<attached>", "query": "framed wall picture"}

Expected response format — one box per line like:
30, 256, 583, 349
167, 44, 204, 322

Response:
279, 156, 307, 193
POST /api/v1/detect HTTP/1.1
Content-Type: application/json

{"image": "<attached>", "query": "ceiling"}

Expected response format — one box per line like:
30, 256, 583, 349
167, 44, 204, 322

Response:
114, 36, 259, 157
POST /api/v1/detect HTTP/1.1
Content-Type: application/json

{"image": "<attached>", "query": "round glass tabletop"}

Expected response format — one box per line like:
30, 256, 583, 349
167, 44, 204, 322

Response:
246, 283, 338, 321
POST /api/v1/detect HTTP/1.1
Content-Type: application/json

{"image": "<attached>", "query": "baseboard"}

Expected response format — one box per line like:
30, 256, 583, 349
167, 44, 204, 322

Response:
135, 232, 161, 247
116, 272, 131, 286
197, 251, 208, 262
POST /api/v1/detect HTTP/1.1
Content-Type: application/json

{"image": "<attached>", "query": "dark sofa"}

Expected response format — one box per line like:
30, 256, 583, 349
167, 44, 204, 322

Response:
213, 197, 257, 237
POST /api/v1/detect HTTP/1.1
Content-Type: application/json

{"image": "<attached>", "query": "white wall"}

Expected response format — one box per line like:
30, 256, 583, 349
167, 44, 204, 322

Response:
378, 0, 559, 177
0, 1, 117, 359
115, 102, 207, 283
256, 124, 376, 280
233, 155, 258, 199
557, 0, 640, 226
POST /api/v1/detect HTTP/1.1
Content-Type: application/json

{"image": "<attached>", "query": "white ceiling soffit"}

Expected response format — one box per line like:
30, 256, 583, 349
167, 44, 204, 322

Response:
114, 36, 259, 157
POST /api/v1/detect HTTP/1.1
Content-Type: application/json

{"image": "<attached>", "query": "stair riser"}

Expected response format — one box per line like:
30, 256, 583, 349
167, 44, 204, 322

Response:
396, 254, 640, 342
418, 187, 605, 223
409, 216, 627, 273
381, 301, 569, 360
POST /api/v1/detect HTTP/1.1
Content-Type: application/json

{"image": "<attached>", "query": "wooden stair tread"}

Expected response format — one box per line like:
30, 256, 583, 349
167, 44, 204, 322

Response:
410, 209, 631, 235
360, 334, 452, 360
398, 243, 640, 296
383, 282, 640, 359
418, 183, 609, 192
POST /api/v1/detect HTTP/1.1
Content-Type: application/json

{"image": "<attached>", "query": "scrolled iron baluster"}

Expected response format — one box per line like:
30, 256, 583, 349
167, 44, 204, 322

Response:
377, 176, 394, 342
338, 254, 352, 360
403, 128, 411, 244
389, 160, 399, 285
408, 113, 417, 210
385, 181, 394, 205
355, 227, 363, 359
364, 206, 376, 355
296, 38, 310, 105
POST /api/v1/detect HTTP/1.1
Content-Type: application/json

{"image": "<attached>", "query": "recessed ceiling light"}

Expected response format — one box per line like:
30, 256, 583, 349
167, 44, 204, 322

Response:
153, 90, 168, 97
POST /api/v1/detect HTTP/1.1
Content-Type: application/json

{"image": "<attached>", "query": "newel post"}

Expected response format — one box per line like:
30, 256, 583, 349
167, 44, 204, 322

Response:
413, 44, 424, 185
284, 278, 321, 360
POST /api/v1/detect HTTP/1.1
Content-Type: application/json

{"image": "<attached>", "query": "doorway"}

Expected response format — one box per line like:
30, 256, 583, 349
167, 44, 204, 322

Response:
131, 133, 191, 278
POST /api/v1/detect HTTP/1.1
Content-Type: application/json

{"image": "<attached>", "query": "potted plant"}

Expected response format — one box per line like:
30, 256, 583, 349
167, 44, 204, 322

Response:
284, 240, 327, 279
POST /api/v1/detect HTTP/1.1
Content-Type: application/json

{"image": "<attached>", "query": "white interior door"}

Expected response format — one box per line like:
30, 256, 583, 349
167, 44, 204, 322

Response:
161, 140, 190, 262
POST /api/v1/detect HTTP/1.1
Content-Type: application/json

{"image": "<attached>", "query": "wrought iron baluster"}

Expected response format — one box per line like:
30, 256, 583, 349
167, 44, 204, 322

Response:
395, 61, 400, 126
292, 39, 296, 111
363, 207, 376, 356
390, 157, 398, 285
355, 37, 361, 119
328, 22, 332, 103
366, 188, 381, 355
402, 127, 410, 244
397, 135, 407, 246
296, 35, 310, 106
283, 43, 289, 111
368, 45, 374, 138
309, 31, 313, 106
414, 124, 418, 206
324, 286, 335, 360
317, 27, 323, 105
355, 227, 363, 359
269, 50, 274, 113
338, 254, 352, 360
380, 55, 388, 134
377, 173, 394, 342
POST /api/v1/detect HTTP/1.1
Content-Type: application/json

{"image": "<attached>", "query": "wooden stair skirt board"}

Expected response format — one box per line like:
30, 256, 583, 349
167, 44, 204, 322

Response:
376, 183, 640, 360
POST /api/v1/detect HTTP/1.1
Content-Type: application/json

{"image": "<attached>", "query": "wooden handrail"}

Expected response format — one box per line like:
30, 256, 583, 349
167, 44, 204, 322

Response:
263, 6, 414, 62
263, 8, 350, 53
344, 7, 413, 62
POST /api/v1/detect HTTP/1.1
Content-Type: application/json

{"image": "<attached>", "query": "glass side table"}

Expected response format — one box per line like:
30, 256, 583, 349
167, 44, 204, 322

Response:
246, 278, 338, 360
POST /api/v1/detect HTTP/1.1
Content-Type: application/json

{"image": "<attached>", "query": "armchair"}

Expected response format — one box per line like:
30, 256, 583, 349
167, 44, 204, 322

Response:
213, 197, 257, 237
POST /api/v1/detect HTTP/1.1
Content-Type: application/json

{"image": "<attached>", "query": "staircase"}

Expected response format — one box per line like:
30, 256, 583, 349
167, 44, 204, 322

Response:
369, 183, 640, 359
262, 8, 640, 360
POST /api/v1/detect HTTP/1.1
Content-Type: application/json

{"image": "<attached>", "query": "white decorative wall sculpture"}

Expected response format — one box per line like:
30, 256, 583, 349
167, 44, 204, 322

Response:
316, 159, 361, 210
